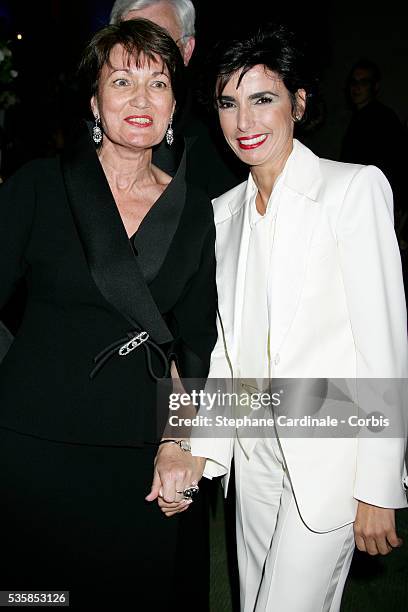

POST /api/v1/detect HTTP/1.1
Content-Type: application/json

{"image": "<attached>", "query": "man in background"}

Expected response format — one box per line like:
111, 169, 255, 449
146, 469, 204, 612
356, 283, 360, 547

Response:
341, 59, 407, 242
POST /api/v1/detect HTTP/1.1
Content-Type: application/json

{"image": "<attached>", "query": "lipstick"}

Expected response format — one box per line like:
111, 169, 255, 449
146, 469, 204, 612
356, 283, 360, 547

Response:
237, 134, 268, 150
124, 115, 153, 127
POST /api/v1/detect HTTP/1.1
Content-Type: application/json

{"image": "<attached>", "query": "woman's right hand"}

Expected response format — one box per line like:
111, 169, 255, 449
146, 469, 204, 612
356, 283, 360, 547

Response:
145, 443, 206, 517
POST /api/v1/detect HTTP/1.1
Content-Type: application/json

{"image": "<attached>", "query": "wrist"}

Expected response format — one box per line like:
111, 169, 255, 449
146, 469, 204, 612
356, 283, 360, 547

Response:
158, 439, 191, 452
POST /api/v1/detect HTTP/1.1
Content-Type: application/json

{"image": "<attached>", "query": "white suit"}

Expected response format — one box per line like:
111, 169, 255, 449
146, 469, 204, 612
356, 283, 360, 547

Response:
191, 140, 408, 610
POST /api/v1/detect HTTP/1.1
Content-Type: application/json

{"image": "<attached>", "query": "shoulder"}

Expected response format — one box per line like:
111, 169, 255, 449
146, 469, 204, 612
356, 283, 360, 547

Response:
319, 159, 389, 192
1, 157, 60, 192
317, 157, 390, 200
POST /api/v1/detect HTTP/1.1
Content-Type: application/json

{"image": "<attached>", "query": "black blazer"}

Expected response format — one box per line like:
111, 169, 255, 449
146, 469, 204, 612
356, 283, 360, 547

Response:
0, 125, 217, 446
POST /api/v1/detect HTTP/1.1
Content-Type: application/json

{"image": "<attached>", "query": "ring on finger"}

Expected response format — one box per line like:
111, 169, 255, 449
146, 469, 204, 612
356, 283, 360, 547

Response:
176, 484, 199, 501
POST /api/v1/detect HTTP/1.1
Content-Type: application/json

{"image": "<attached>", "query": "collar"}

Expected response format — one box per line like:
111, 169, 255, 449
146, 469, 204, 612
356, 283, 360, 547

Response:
60, 121, 182, 344
227, 139, 322, 217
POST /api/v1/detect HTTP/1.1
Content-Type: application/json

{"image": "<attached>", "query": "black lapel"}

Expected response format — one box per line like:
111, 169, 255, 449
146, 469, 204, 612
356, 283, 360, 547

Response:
133, 148, 186, 283
60, 123, 173, 344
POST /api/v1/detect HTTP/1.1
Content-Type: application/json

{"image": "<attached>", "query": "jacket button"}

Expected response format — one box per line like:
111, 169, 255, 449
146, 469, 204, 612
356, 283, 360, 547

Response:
274, 353, 280, 366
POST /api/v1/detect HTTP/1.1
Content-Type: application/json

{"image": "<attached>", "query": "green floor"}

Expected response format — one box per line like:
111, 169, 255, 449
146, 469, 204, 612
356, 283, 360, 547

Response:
209, 484, 408, 612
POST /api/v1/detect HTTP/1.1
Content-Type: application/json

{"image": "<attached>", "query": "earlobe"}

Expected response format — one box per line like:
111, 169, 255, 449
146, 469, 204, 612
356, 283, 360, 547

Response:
90, 96, 98, 118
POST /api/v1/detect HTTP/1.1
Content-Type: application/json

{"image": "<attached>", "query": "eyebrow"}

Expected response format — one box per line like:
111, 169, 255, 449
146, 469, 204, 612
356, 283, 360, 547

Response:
108, 68, 169, 77
218, 90, 278, 101
249, 90, 278, 99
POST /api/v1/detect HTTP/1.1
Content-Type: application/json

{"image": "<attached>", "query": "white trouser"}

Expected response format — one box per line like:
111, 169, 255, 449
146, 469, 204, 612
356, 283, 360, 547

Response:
234, 437, 355, 612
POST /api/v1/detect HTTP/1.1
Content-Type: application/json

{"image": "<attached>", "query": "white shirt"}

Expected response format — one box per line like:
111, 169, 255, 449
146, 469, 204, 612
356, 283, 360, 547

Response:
239, 153, 293, 385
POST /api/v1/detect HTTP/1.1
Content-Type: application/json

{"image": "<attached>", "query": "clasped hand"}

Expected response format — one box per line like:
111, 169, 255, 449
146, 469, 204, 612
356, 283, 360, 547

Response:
354, 501, 403, 555
145, 444, 206, 517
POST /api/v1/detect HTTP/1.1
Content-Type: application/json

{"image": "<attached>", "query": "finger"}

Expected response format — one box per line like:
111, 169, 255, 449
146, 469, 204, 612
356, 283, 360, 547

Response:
164, 503, 192, 517
175, 472, 190, 503
145, 470, 162, 502
158, 498, 187, 511
354, 534, 367, 553
161, 471, 178, 502
386, 530, 403, 549
365, 537, 380, 556
374, 536, 393, 556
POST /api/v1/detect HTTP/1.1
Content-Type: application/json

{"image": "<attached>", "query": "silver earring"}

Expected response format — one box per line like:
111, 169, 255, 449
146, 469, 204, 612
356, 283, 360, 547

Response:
166, 115, 174, 146
93, 115, 103, 144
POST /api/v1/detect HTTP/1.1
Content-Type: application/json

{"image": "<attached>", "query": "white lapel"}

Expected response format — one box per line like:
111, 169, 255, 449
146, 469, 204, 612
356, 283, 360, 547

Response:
268, 140, 323, 354
213, 179, 252, 368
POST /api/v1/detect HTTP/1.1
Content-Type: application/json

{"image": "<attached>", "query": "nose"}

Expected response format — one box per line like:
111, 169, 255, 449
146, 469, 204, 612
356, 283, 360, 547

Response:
129, 85, 150, 109
236, 104, 254, 133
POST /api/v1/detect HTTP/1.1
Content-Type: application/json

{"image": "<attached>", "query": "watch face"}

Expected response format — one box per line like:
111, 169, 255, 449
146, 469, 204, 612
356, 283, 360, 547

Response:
180, 440, 191, 451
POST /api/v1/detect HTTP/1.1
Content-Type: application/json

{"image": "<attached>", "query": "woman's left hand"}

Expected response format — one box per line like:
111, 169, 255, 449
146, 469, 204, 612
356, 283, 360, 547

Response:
145, 444, 206, 517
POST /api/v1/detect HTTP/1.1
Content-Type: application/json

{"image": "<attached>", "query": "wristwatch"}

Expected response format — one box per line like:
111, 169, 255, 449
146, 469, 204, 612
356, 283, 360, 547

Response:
159, 439, 191, 452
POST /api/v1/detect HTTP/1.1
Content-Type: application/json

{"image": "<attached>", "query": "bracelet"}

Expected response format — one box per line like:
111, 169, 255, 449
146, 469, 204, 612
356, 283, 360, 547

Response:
158, 439, 191, 452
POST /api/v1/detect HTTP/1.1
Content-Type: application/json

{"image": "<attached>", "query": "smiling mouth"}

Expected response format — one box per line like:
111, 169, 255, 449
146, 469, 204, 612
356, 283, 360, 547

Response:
237, 134, 268, 149
124, 115, 153, 127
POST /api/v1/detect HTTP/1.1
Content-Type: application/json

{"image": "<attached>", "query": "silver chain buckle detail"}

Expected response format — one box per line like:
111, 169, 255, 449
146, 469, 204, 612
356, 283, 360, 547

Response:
118, 331, 149, 356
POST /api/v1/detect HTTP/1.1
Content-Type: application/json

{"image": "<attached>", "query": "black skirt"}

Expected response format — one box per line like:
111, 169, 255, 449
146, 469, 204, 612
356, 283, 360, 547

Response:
0, 427, 209, 610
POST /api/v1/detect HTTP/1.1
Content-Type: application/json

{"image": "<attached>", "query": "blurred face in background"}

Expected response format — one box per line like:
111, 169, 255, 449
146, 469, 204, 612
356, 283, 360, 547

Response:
349, 67, 377, 109
123, 1, 195, 65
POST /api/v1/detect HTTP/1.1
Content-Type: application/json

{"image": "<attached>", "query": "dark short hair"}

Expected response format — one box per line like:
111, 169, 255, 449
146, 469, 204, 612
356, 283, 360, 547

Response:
209, 23, 319, 125
348, 58, 381, 84
79, 18, 185, 108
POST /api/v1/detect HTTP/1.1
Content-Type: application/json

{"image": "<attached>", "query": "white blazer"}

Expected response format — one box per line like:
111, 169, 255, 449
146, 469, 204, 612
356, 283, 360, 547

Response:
191, 140, 408, 532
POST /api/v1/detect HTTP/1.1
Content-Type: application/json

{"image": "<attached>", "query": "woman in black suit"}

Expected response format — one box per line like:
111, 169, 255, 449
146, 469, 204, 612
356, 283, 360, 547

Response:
0, 19, 216, 609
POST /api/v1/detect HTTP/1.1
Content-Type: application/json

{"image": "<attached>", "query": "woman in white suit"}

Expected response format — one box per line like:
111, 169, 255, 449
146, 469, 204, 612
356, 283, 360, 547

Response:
154, 23, 408, 612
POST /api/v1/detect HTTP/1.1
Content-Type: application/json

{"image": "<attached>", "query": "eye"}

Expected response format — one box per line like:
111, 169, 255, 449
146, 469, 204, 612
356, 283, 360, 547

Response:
113, 78, 129, 87
255, 96, 274, 105
152, 81, 166, 88
217, 100, 236, 110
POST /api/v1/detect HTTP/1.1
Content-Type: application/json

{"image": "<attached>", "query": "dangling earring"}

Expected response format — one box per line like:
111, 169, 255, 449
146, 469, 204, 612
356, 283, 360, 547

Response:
93, 115, 103, 144
166, 115, 174, 146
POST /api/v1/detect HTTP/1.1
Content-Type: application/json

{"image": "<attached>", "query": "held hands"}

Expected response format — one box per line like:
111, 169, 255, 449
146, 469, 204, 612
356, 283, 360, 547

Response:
145, 443, 206, 517
354, 501, 403, 555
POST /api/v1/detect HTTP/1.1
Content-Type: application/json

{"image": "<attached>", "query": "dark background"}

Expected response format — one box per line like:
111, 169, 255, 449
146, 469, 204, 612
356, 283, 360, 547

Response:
0, 3, 407, 610
0, 1, 407, 178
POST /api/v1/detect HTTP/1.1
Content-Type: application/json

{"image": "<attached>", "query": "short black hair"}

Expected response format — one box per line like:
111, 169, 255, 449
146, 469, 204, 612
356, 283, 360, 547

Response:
348, 58, 381, 84
209, 23, 319, 125
79, 18, 185, 108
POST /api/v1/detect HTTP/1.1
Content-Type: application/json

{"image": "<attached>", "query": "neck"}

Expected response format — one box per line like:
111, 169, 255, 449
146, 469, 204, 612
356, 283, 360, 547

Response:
97, 140, 155, 192
250, 140, 293, 214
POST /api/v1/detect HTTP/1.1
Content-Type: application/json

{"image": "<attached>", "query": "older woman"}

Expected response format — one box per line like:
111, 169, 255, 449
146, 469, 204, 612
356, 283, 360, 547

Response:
166, 24, 408, 612
0, 19, 215, 610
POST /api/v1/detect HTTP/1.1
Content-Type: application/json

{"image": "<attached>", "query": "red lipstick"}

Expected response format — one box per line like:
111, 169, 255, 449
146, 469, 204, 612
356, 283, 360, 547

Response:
124, 115, 153, 127
237, 134, 268, 150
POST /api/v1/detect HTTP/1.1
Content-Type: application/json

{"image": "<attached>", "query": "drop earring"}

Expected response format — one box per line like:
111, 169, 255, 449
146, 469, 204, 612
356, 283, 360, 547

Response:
93, 115, 103, 144
166, 115, 174, 146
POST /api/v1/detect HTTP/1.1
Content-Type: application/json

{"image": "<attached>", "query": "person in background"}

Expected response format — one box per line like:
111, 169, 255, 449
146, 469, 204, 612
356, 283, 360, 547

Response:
160, 24, 408, 612
0, 19, 215, 610
340, 58, 407, 242
110, 0, 246, 197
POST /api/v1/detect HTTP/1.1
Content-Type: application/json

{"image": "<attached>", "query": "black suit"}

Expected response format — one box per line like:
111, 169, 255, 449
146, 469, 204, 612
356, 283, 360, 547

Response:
0, 125, 216, 609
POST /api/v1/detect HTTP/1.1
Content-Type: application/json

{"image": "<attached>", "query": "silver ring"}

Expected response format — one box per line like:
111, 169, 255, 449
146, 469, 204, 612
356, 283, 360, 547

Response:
176, 484, 199, 501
